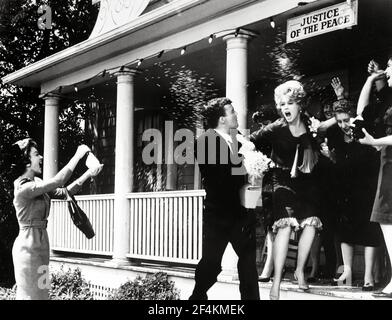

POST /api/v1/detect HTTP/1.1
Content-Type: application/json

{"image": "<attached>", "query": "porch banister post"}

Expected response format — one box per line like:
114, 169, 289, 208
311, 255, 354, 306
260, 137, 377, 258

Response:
223, 30, 256, 132
112, 67, 138, 264
43, 93, 60, 180
43, 93, 60, 253
221, 30, 256, 279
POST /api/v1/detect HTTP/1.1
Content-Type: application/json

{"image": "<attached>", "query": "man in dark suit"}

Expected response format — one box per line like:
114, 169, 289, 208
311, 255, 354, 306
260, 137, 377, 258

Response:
189, 97, 260, 300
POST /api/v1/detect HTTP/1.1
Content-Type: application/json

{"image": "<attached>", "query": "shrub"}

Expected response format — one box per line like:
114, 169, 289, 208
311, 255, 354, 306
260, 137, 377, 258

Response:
0, 286, 15, 300
109, 272, 180, 300
49, 266, 93, 300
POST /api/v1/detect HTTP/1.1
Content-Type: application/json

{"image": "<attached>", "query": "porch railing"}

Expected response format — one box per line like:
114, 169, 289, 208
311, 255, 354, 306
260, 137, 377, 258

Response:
126, 190, 205, 265
50, 194, 115, 255
50, 190, 206, 265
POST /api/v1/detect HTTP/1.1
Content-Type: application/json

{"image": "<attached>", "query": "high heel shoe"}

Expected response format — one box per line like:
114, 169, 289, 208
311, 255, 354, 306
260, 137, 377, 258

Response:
294, 271, 309, 291
362, 283, 375, 292
333, 273, 352, 286
259, 276, 271, 282
260, 268, 286, 282
331, 279, 350, 286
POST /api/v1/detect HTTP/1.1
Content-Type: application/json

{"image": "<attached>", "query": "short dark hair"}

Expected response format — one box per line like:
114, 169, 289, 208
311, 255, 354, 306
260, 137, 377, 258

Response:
10, 138, 38, 178
333, 99, 356, 117
202, 97, 232, 129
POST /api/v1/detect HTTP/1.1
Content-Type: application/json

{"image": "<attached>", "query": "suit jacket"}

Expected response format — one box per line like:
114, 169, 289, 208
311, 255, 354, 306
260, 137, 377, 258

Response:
195, 129, 247, 218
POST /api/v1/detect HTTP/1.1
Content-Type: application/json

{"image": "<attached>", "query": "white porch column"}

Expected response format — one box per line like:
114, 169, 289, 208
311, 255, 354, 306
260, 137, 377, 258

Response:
220, 30, 255, 280
165, 121, 177, 191
43, 94, 60, 180
223, 30, 256, 132
43, 93, 60, 254
112, 68, 138, 264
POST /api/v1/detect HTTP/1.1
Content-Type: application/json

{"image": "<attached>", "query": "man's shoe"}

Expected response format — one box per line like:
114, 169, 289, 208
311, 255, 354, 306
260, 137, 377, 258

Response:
362, 283, 374, 292
189, 293, 208, 300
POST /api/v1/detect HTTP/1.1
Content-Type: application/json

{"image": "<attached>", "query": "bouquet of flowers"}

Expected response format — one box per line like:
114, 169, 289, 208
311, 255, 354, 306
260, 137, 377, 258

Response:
242, 150, 272, 185
237, 136, 272, 208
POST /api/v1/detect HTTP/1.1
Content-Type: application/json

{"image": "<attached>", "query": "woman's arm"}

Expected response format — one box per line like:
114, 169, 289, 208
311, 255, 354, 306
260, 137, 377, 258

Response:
359, 128, 392, 146
49, 164, 103, 199
368, 60, 387, 92
357, 75, 379, 117
249, 120, 280, 151
17, 145, 91, 198
49, 171, 91, 199
317, 117, 337, 132
67, 165, 103, 195
357, 62, 387, 117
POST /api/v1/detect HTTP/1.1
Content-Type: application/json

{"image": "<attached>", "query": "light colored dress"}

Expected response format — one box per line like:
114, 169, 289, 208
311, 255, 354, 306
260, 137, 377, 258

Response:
12, 177, 66, 300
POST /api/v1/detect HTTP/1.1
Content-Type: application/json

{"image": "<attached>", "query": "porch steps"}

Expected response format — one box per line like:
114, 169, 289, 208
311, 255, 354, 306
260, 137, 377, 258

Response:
50, 256, 386, 300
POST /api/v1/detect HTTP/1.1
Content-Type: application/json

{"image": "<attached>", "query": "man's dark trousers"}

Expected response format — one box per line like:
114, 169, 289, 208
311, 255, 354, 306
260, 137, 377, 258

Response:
190, 210, 260, 300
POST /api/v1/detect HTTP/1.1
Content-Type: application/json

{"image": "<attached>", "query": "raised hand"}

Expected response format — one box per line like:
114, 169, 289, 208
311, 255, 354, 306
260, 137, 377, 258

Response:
358, 128, 375, 146
368, 60, 380, 74
331, 77, 345, 99
368, 60, 386, 82
320, 138, 331, 158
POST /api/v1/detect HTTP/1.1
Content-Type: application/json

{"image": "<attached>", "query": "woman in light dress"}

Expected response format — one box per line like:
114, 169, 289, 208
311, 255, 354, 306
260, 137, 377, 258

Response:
11, 139, 102, 300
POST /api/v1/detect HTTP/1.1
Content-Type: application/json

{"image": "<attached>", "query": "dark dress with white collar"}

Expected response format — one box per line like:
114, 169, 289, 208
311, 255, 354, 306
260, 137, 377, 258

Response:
251, 118, 322, 233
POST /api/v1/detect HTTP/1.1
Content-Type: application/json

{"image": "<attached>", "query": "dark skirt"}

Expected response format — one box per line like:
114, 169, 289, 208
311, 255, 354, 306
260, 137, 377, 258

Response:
337, 218, 382, 247
260, 170, 274, 232
271, 168, 321, 222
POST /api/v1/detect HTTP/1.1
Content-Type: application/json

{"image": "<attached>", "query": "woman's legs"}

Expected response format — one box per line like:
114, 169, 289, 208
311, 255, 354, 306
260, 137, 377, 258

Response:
260, 231, 274, 278
336, 242, 353, 284
380, 224, 392, 293
364, 246, 377, 286
270, 226, 291, 299
373, 247, 382, 285
309, 232, 321, 279
295, 225, 316, 288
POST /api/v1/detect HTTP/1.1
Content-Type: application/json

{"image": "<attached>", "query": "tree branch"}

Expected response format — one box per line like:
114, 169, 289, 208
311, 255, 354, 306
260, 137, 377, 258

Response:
0, 108, 32, 132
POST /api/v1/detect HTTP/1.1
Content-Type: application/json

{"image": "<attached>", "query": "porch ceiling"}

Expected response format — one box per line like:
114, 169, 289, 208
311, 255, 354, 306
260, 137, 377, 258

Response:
2, 0, 326, 94
70, 0, 391, 112
1, 0, 253, 88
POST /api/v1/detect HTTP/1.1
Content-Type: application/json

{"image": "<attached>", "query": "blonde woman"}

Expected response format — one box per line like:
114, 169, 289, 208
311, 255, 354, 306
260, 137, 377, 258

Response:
251, 80, 335, 299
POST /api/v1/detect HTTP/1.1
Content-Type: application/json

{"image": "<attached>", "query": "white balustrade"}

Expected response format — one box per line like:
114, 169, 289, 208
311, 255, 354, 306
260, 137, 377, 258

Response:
50, 194, 115, 255
126, 190, 205, 265
50, 190, 206, 265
